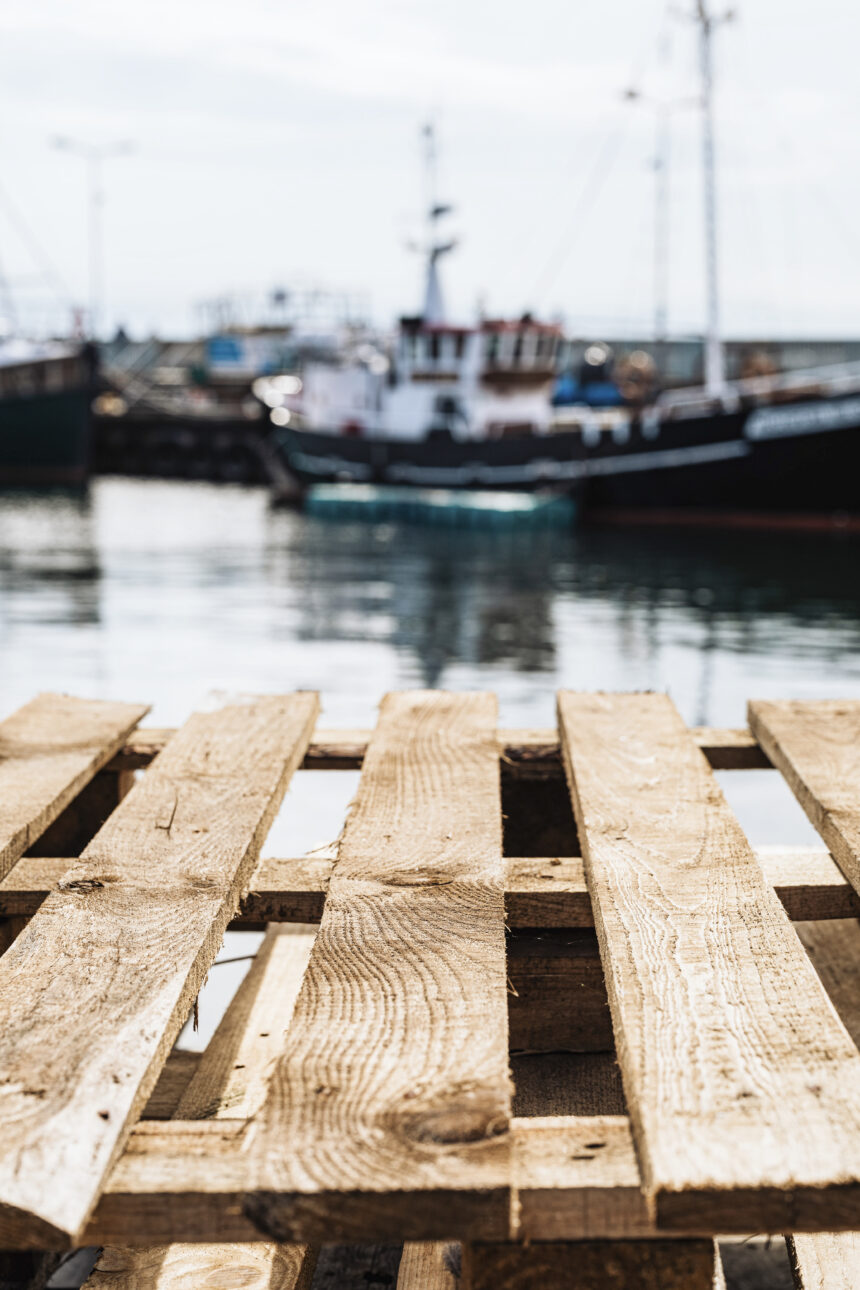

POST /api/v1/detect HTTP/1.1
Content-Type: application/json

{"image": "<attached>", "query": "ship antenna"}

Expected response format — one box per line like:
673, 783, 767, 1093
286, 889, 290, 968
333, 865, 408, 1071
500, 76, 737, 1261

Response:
693, 1, 734, 398
417, 122, 456, 324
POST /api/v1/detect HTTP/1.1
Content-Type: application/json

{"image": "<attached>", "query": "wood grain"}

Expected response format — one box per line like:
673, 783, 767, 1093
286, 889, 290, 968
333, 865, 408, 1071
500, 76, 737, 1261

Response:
85, 925, 318, 1289
557, 691, 860, 1231
0, 693, 148, 877
244, 691, 511, 1244
86, 1243, 315, 1290
113, 724, 770, 774
2, 847, 851, 927
397, 1243, 459, 1289
0, 692, 318, 1248
789, 1232, 860, 1289
788, 915, 860, 1289
749, 699, 860, 896
175, 924, 315, 1122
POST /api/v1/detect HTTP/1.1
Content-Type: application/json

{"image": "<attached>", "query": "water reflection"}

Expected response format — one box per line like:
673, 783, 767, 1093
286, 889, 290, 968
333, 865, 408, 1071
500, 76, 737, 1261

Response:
0, 479, 859, 730
0, 490, 100, 627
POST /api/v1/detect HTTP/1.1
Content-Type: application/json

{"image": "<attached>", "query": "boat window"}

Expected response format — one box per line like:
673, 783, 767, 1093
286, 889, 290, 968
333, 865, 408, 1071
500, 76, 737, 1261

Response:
512, 332, 523, 363
486, 332, 499, 363
429, 333, 440, 362
455, 332, 465, 359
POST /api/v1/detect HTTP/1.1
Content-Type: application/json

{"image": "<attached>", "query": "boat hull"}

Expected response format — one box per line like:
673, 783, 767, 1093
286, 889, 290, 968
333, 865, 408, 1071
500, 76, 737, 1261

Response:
272, 392, 860, 520
0, 387, 92, 487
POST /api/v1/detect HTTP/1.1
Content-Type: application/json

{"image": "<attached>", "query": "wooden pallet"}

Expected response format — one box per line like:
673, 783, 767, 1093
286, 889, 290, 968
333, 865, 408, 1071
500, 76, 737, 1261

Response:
1, 690, 860, 1289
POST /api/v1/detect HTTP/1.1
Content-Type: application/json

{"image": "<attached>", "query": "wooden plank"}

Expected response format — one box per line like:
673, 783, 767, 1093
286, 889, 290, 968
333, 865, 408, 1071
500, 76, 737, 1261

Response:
84, 1115, 651, 1246
85, 924, 318, 1288
141, 1052, 201, 1120
790, 915, 860, 1288
26, 767, 134, 859
461, 1240, 718, 1289
557, 691, 860, 1231
487, 1014, 721, 1289
113, 724, 769, 774
0, 693, 148, 877
244, 691, 512, 1245
175, 924, 315, 1122
691, 726, 770, 769
3, 846, 852, 928
0, 691, 318, 1248
749, 699, 860, 896
86, 1244, 315, 1290
397, 1243, 458, 1289
507, 929, 612, 1053
789, 1232, 860, 1289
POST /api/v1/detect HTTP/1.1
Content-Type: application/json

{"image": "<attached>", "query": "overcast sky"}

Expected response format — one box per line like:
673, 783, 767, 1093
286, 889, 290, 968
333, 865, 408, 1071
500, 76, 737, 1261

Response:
1, 0, 858, 339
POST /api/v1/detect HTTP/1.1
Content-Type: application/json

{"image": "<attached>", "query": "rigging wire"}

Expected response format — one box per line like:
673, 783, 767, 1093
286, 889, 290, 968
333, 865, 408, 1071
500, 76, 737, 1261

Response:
497, 0, 673, 310
526, 115, 634, 308
0, 181, 75, 321
732, 18, 860, 284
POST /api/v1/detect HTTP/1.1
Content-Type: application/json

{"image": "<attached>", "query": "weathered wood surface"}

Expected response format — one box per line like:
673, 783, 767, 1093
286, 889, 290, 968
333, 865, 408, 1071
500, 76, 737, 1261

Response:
507, 929, 612, 1053
245, 691, 512, 1244
2, 846, 852, 927
787, 918, 860, 1289
557, 690, 860, 1231
87, 1244, 315, 1290
499, 1012, 720, 1286
749, 699, 860, 897
26, 767, 134, 860
113, 723, 770, 774
142, 1052, 200, 1120
175, 924, 315, 1122
397, 1243, 458, 1289
789, 1232, 860, 1289
85, 924, 317, 1288
0, 692, 318, 1248
0, 693, 147, 877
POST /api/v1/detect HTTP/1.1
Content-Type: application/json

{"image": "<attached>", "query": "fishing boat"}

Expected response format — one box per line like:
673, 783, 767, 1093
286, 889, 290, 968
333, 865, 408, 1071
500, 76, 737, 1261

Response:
0, 338, 97, 487
262, 10, 860, 525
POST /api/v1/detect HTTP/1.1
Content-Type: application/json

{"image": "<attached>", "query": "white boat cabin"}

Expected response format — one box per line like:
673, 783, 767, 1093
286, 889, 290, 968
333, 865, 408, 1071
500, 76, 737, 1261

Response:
289, 315, 561, 443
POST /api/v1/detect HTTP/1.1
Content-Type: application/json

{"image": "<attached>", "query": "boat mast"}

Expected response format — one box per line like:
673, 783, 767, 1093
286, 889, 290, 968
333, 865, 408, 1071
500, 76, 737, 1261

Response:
696, 1, 728, 397
419, 123, 455, 324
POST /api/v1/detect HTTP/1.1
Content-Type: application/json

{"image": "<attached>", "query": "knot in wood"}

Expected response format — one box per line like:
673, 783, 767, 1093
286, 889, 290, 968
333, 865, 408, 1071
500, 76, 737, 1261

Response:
57, 874, 110, 894
394, 1083, 509, 1146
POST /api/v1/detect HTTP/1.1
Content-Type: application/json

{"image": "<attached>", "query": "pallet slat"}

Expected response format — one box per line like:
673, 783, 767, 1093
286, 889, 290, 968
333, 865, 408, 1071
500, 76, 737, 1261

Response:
397, 1243, 458, 1289
245, 691, 512, 1244
557, 690, 860, 1231
113, 724, 771, 774
0, 693, 148, 877
1, 846, 853, 927
85, 924, 318, 1289
0, 692, 318, 1248
749, 699, 860, 896
461, 1240, 720, 1289
789, 1232, 860, 1289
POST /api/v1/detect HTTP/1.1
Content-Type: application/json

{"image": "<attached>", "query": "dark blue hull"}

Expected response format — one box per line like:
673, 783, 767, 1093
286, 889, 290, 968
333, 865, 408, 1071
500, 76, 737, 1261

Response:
272, 392, 860, 520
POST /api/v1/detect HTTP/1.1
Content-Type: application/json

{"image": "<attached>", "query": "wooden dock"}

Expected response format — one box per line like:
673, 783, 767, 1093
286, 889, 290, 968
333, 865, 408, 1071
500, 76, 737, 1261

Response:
1, 690, 860, 1287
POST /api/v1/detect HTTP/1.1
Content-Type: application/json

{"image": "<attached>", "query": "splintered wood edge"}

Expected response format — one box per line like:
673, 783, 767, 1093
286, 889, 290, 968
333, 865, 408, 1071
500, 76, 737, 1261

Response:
111, 726, 771, 773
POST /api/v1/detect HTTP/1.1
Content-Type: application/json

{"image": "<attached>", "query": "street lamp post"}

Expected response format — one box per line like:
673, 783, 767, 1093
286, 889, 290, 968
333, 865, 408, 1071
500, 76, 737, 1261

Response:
52, 137, 134, 339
